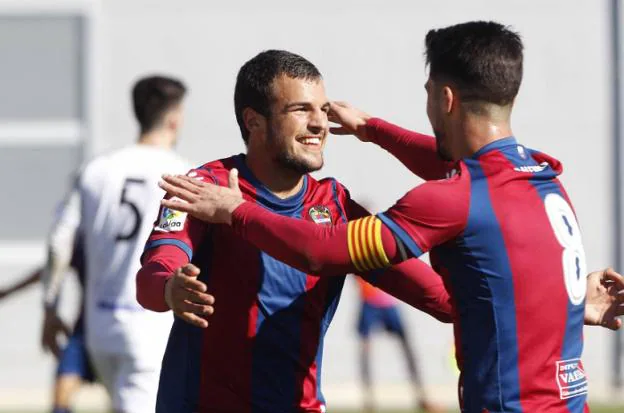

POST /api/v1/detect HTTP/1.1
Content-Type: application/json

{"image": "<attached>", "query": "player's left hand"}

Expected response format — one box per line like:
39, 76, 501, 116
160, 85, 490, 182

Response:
584, 268, 624, 330
41, 308, 71, 359
159, 169, 244, 225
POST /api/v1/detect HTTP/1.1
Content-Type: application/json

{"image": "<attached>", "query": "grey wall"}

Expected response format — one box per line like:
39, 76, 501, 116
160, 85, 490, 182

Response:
0, 0, 618, 409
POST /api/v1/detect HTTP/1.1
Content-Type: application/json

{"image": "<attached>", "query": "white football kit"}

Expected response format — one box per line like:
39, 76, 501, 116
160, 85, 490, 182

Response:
47, 144, 189, 413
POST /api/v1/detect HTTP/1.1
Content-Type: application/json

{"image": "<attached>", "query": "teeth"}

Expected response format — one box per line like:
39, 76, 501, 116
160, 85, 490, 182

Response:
302, 137, 321, 145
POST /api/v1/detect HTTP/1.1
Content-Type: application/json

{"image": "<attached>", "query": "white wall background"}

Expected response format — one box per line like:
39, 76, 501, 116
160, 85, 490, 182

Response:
0, 0, 619, 409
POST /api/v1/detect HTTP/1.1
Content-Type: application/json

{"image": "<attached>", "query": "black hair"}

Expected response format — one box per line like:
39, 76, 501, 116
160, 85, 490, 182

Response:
132, 75, 186, 134
425, 21, 523, 106
234, 50, 322, 143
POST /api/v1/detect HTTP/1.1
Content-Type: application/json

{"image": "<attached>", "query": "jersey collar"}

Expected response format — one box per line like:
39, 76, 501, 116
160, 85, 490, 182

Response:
234, 154, 308, 213
471, 136, 517, 159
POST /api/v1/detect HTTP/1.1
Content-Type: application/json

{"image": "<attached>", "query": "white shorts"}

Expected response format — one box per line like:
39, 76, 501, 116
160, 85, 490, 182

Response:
91, 352, 161, 413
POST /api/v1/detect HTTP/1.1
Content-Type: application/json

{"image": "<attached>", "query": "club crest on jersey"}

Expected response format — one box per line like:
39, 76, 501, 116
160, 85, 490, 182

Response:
556, 359, 588, 400
155, 199, 187, 232
309, 205, 332, 226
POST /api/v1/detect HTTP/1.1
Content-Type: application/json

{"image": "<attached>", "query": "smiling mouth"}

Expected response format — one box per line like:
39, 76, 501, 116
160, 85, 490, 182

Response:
297, 136, 322, 146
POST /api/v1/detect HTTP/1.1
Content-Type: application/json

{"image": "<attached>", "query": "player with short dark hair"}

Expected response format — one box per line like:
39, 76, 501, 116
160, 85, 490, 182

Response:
133, 75, 186, 135
234, 49, 322, 144
48, 74, 190, 413
137, 50, 452, 413
157, 23, 624, 412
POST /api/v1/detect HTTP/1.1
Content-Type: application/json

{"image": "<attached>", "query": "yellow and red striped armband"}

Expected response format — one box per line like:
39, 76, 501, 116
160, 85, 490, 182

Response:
347, 216, 391, 272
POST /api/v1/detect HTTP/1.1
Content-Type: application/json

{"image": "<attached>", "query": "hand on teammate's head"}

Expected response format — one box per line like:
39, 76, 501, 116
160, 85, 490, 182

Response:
328, 101, 372, 142
164, 264, 215, 328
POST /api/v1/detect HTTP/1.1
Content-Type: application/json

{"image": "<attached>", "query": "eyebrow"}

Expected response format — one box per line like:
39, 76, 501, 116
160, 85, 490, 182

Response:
284, 101, 331, 110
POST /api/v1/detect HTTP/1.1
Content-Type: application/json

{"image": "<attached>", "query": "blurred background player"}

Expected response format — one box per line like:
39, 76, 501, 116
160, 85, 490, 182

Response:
0, 236, 96, 413
356, 277, 442, 413
46, 75, 190, 413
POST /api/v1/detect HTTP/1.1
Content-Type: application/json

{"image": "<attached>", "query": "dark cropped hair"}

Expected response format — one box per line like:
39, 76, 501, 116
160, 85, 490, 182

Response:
425, 21, 523, 106
234, 50, 322, 143
132, 75, 186, 134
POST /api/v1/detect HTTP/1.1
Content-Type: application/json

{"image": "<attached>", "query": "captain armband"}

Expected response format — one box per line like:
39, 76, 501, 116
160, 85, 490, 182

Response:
347, 216, 392, 272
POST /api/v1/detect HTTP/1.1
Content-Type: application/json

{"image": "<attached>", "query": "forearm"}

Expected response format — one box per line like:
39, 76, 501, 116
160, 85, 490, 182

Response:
137, 247, 186, 312
41, 244, 73, 308
231, 203, 399, 276
43, 189, 81, 309
366, 118, 450, 180
364, 259, 452, 323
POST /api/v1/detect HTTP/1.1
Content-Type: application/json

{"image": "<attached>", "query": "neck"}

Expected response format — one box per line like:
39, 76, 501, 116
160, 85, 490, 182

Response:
456, 112, 513, 158
245, 150, 305, 199
138, 129, 174, 149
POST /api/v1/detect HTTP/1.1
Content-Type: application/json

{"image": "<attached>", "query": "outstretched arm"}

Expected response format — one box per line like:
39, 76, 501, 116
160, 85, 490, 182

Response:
329, 102, 452, 180
0, 269, 42, 301
159, 171, 624, 330
158, 171, 464, 276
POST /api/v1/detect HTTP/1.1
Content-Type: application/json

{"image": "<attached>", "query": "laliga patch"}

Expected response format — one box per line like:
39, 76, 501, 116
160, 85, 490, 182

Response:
155, 198, 187, 232
309, 205, 332, 226
556, 359, 588, 400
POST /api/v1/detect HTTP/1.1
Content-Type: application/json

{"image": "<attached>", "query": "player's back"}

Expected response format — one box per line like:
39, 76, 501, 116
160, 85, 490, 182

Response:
434, 138, 587, 412
80, 144, 188, 360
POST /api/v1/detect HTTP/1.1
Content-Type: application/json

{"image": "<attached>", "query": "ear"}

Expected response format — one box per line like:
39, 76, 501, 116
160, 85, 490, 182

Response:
243, 107, 266, 135
442, 86, 454, 115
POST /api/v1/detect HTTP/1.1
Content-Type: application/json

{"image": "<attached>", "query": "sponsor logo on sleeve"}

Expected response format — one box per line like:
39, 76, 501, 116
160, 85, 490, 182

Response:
155, 198, 187, 232
556, 359, 588, 400
514, 162, 549, 173
309, 205, 332, 226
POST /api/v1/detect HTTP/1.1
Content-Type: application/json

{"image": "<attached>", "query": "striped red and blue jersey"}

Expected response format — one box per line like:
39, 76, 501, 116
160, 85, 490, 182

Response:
378, 137, 588, 413
141, 154, 358, 413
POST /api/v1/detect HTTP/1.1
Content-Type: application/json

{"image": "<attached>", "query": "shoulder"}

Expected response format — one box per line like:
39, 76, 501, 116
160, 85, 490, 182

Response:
389, 164, 471, 232
314, 176, 349, 196
188, 154, 243, 185
308, 176, 353, 207
78, 150, 118, 185
402, 162, 470, 203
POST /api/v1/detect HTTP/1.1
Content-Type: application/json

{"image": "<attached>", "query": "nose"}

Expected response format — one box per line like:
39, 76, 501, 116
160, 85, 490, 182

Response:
308, 107, 328, 135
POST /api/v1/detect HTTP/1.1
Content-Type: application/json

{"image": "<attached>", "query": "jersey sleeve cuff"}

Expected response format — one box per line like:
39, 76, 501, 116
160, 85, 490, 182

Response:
377, 212, 424, 258
143, 239, 193, 262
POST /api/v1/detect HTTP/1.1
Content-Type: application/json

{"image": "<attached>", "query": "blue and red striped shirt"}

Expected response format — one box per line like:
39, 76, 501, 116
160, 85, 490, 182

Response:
379, 136, 588, 413
140, 154, 359, 412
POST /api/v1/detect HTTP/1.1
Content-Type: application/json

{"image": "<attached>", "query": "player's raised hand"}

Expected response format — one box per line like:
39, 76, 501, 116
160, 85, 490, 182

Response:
164, 264, 215, 328
41, 308, 71, 359
159, 169, 244, 225
584, 268, 624, 330
328, 101, 372, 142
